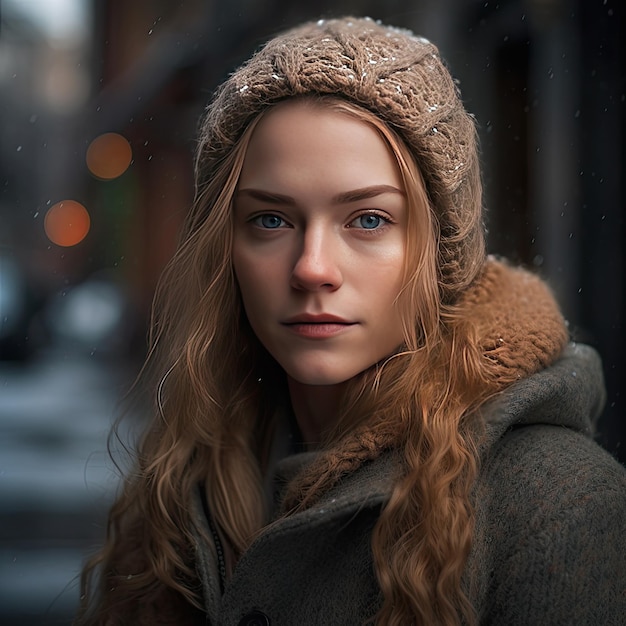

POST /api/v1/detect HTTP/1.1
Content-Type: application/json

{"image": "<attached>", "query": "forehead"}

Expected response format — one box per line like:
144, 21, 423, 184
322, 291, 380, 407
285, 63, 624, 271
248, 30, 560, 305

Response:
239, 99, 403, 190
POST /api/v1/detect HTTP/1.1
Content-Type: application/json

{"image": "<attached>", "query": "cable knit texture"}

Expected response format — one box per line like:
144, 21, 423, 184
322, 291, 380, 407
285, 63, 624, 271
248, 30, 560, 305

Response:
197, 16, 484, 300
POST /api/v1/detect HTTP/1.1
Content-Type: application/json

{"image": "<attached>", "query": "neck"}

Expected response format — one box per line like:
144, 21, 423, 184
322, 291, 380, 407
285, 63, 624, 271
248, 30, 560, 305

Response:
287, 378, 346, 449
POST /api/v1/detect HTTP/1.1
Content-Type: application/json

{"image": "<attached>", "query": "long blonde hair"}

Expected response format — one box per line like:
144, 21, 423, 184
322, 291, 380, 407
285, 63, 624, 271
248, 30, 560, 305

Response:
77, 96, 491, 626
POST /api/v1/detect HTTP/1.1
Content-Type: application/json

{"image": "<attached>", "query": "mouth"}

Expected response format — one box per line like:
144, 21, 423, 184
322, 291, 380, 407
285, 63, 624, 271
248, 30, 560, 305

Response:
282, 313, 354, 325
281, 314, 357, 338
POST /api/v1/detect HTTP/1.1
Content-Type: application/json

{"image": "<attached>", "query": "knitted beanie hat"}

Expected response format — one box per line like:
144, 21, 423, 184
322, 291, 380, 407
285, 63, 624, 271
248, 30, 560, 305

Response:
196, 16, 485, 301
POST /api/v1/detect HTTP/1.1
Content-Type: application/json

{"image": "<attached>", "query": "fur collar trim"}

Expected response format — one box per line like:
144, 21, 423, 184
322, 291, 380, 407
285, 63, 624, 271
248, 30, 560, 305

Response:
457, 256, 569, 388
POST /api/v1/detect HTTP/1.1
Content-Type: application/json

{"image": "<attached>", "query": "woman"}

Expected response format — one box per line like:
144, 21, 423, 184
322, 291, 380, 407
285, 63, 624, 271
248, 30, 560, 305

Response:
77, 16, 626, 626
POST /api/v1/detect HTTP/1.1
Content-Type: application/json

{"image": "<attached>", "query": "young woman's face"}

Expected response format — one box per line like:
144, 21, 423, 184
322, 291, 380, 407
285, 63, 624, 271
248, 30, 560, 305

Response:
232, 100, 408, 387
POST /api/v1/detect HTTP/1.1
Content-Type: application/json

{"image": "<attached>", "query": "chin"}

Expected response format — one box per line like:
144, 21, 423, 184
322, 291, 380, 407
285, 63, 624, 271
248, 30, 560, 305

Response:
283, 362, 363, 387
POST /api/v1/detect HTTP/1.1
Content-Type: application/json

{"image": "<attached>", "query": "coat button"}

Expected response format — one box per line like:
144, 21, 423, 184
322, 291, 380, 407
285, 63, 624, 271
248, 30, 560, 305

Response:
238, 610, 270, 626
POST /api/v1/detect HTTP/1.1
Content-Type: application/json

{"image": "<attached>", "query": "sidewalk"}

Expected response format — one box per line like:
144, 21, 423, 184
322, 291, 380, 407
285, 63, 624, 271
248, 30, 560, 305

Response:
0, 349, 131, 625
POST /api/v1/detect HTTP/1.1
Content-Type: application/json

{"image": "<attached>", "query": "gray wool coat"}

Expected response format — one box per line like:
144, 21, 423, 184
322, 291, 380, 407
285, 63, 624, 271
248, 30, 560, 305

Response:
190, 343, 626, 625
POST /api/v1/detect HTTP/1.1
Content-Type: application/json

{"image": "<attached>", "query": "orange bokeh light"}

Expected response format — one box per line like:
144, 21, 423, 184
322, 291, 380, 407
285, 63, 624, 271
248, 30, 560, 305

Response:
44, 200, 91, 247
86, 132, 132, 180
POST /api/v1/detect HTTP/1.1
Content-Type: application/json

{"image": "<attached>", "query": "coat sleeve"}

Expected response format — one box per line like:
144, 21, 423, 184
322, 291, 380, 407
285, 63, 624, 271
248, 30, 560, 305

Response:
477, 424, 626, 626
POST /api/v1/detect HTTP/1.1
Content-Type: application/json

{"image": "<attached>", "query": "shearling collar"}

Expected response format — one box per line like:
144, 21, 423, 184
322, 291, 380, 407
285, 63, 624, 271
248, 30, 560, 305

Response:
455, 255, 570, 389
434, 255, 605, 446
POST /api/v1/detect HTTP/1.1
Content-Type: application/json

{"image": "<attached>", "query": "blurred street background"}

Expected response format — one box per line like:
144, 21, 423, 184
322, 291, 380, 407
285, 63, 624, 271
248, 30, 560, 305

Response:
1, 0, 624, 623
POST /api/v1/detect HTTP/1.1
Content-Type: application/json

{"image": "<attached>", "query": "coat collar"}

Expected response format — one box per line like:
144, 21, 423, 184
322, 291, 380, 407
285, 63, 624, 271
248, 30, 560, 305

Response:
480, 342, 605, 447
192, 343, 605, 620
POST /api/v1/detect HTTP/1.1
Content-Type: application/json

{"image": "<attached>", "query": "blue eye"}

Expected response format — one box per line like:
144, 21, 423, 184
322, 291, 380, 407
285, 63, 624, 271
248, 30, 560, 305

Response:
254, 214, 285, 229
352, 214, 384, 229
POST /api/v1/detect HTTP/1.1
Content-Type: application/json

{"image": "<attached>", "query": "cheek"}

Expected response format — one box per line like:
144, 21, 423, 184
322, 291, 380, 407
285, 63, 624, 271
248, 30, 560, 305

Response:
369, 247, 406, 297
372, 252, 406, 330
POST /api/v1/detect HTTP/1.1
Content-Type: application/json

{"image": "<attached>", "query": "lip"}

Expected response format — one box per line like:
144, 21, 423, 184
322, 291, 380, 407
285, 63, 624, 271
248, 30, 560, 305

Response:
282, 313, 354, 324
282, 313, 357, 339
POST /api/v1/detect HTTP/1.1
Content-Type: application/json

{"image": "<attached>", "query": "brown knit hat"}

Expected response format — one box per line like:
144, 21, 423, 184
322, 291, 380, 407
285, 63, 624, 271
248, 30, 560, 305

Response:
196, 16, 485, 301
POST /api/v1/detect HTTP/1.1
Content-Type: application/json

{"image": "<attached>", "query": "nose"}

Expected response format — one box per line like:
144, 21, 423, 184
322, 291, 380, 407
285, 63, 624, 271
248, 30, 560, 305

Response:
290, 226, 343, 292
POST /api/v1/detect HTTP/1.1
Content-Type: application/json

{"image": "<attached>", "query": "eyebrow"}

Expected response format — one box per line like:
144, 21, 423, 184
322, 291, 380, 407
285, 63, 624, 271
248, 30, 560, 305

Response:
236, 184, 405, 205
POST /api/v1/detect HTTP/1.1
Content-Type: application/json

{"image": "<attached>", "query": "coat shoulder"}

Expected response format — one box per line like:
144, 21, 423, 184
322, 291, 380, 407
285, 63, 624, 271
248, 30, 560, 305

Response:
483, 422, 626, 505
473, 424, 626, 625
